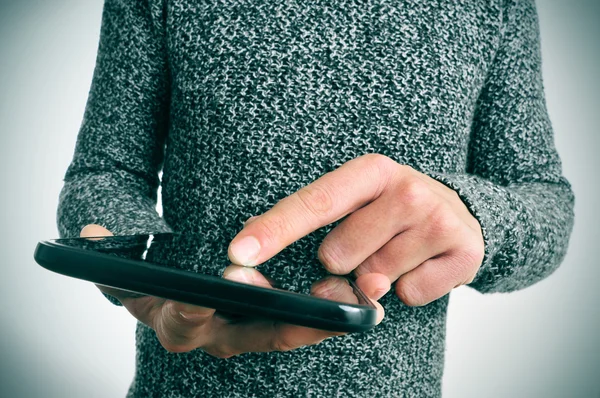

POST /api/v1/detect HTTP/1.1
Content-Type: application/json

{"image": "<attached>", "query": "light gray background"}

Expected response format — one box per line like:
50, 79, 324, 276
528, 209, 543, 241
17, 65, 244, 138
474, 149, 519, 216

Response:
0, 1, 598, 397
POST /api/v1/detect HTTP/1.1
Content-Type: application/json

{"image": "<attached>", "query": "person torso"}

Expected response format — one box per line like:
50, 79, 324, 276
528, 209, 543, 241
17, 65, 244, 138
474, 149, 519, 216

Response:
132, 1, 503, 397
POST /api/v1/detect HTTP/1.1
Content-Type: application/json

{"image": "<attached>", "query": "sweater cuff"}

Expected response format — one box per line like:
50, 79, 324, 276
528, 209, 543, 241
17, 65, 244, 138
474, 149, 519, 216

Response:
426, 172, 515, 292
103, 292, 124, 306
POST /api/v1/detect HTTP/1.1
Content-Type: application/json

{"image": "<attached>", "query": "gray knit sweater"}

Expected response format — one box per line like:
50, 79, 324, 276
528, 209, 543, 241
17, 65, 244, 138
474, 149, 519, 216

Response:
57, 0, 574, 396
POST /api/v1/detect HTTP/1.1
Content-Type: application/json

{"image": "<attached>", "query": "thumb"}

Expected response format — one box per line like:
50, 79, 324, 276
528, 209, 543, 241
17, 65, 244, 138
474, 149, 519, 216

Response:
79, 224, 127, 301
80, 224, 113, 238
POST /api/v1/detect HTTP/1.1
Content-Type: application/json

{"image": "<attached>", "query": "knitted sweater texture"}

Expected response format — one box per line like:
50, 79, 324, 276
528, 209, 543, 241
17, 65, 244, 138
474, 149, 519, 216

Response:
57, 0, 574, 396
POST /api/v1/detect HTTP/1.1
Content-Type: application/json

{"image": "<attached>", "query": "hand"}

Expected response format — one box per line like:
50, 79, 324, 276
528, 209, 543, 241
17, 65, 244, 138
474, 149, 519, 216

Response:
227, 154, 485, 306
80, 224, 385, 358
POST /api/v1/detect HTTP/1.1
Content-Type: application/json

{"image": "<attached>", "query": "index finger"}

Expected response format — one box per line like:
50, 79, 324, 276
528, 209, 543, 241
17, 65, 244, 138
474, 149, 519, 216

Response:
227, 154, 394, 266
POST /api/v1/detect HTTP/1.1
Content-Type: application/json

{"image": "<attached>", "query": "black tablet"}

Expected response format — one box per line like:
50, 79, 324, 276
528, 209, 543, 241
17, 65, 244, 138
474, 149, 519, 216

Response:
34, 234, 377, 332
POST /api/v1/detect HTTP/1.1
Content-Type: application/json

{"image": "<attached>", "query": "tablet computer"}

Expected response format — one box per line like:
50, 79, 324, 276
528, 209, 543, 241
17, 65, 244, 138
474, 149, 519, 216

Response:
34, 233, 377, 332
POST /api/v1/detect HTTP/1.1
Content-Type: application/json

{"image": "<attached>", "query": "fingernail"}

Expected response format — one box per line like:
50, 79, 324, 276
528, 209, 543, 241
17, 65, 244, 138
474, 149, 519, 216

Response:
169, 301, 206, 320
229, 236, 261, 266
179, 311, 204, 320
223, 267, 254, 284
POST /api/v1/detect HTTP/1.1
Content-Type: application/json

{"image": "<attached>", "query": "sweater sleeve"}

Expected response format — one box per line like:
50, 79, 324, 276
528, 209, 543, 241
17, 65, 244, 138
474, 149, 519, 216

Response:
429, 0, 575, 293
57, 0, 172, 304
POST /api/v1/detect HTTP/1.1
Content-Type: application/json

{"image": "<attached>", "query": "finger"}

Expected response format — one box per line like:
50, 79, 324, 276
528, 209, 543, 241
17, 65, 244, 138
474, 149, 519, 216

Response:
354, 273, 391, 301
80, 224, 113, 238
213, 276, 363, 356
414, 172, 483, 233
227, 154, 397, 266
395, 253, 473, 307
310, 276, 359, 304
222, 265, 273, 289
204, 276, 388, 358
317, 193, 413, 274
154, 299, 216, 352
309, 274, 388, 327
119, 295, 164, 328
217, 265, 278, 322
169, 300, 216, 321
310, 275, 385, 325
353, 230, 441, 282
243, 215, 260, 227
206, 301, 387, 358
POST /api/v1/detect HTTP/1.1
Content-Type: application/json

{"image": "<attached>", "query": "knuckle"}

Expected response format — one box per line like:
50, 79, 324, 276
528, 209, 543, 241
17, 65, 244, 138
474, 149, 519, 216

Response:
397, 163, 415, 173
362, 153, 394, 171
444, 256, 469, 283
168, 309, 211, 330
443, 249, 482, 286
296, 184, 335, 219
385, 189, 409, 221
429, 205, 461, 237
269, 324, 295, 352
270, 338, 293, 353
395, 278, 424, 307
257, 215, 290, 246
362, 153, 396, 192
154, 315, 203, 354
464, 272, 477, 285
354, 259, 376, 278
459, 244, 485, 270
317, 243, 346, 274
355, 253, 388, 278
469, 243, 485, 265
399, 177, 430, 208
